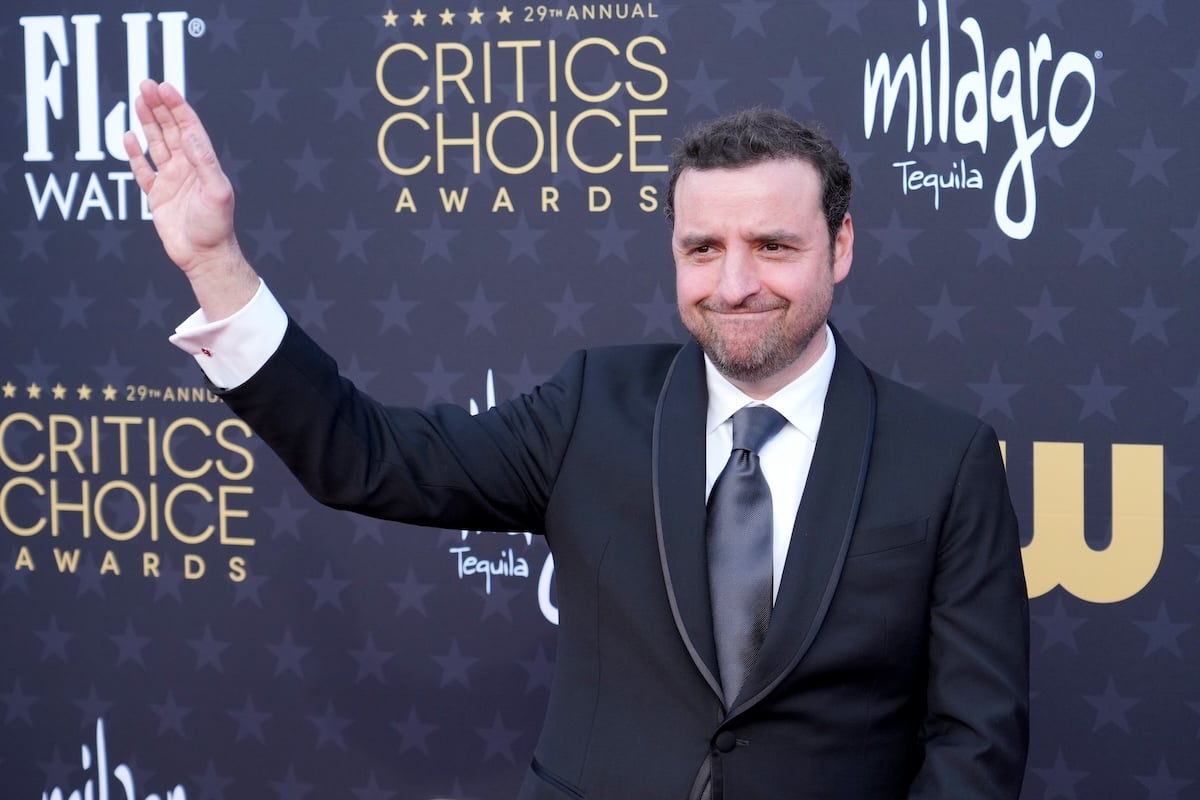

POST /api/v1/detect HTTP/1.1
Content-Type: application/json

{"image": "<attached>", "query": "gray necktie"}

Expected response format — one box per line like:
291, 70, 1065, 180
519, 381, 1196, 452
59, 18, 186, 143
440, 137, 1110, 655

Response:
707, 405, 787, 707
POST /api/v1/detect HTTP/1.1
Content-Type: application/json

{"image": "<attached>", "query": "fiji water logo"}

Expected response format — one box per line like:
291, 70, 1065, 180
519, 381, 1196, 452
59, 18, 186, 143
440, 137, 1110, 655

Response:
42, 718, 186, 800
19, 12, 200, 222
863, 0, 1097, 240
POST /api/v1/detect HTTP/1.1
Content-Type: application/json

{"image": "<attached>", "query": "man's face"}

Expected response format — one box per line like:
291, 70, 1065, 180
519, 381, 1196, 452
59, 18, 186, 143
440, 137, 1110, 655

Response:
672, 158, 853, 398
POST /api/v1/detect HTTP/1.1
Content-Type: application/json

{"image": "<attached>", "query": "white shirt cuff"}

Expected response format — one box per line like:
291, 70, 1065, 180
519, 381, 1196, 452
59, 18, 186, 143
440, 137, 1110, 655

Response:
168, 280, 288, 390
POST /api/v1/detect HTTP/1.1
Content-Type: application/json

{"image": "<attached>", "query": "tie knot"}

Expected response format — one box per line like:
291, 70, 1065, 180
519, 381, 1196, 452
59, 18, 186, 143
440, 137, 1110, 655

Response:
731, 405, 787, 454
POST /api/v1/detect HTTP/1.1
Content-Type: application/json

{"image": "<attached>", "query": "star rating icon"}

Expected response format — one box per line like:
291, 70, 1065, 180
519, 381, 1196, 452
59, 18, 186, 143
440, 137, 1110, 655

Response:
379, 7, 514, 28
1, 383, 105, 401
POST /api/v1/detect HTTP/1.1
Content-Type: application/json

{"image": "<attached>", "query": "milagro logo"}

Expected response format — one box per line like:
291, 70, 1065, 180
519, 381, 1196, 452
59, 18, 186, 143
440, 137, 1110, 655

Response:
42, 717, 187, 800
863, 0, 1097, 240
456, 369, 558, 625
20, 11, 195, 223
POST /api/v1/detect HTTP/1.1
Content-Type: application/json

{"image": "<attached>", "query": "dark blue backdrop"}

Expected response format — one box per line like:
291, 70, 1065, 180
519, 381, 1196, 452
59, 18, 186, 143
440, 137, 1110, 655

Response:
3, 1, 1198, 797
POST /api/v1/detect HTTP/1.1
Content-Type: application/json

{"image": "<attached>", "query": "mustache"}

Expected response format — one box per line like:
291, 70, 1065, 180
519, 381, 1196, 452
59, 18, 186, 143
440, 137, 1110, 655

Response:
697, 299, 788, 314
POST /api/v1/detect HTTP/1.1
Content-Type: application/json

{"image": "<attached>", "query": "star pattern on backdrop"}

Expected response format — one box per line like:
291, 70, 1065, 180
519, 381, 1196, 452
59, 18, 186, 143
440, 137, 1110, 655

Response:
3, 2, 1197, 798
1083, 676, 1139, 733
1017, 288, 1073, 343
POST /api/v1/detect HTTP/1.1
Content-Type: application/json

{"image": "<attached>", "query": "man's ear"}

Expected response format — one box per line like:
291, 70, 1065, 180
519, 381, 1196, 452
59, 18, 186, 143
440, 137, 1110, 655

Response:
833, 213, 853, 284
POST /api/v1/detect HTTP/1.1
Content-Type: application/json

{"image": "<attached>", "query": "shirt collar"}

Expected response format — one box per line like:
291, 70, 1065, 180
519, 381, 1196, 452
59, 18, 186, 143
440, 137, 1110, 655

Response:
704, 323, 837, 443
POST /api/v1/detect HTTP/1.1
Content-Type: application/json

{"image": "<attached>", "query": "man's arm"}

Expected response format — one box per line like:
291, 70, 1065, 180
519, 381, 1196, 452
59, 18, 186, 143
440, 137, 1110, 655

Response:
124, 80, 259, 321
909, 423, 1030, 798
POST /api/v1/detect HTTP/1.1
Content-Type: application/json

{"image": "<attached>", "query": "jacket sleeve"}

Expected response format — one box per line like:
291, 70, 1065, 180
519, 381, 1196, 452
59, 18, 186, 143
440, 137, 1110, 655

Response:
216, 316, 585, 534
908, 422, 1030, 799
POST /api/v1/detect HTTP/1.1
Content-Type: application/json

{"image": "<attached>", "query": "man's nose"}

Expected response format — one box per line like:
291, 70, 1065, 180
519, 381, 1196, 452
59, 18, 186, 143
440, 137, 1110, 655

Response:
715, 248, 761, 305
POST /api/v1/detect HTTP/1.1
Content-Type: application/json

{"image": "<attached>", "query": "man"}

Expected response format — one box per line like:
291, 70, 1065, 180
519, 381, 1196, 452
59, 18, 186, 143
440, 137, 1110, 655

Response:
126, 80, 1028, 799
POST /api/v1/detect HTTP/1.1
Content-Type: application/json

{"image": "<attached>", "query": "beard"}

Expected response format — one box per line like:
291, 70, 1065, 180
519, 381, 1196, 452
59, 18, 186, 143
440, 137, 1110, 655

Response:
680, 284, 832, 386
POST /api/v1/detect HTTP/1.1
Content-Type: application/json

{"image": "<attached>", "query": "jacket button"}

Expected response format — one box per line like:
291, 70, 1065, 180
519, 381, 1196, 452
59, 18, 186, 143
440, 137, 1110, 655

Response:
714, 731, 737, 753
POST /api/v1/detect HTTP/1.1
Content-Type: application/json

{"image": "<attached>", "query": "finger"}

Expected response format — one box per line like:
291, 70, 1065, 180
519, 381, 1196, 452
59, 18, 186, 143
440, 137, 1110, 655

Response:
147, 82, 186, 156
123, 130, 156, 195
155, 82, 229, 190
134, 91, 172, 171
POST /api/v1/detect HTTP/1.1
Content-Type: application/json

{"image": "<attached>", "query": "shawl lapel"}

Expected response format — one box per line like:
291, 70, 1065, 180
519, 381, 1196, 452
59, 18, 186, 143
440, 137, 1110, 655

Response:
652, 340, 723, 699
652, 332, 878, 710
733, 331, 877, 714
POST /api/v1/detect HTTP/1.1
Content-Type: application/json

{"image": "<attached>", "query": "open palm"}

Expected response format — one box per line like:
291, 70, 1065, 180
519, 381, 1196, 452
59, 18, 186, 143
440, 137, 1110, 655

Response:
124, 80, 237, 277
124, 80, 259, 319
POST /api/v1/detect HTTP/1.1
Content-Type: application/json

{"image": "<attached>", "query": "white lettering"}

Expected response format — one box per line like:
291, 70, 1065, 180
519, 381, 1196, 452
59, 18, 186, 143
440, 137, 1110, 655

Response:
41, 718, 187, 800
21, 12, 189, 163
863, 0, 1096, 239
24, 170, 150, 221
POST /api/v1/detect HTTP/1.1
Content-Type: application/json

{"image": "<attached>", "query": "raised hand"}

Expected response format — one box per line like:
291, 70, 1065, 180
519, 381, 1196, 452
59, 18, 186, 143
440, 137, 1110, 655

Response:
124, 80, 259, 320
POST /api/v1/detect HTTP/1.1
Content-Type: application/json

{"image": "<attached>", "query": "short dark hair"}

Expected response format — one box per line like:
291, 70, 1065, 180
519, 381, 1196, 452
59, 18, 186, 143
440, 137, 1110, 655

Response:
665, 108, 852, 243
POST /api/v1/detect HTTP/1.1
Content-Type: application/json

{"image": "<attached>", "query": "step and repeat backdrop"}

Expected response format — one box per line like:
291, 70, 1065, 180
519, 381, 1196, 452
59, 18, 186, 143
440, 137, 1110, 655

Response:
2, 0, 1198, 797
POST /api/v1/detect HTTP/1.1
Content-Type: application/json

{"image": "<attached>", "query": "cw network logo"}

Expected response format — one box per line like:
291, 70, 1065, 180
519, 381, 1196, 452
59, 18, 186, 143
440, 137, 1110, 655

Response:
20, 11, 199, 222
863, 0, 1097, 240
1007, 441, 1163, 604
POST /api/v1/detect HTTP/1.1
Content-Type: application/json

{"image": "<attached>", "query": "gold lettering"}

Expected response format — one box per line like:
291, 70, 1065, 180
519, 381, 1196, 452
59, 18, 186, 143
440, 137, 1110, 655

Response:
567, 109, 622, 173
185, 553, 206, 580
439, 186, 470, 212
1, 477, 46, 536
379, 113, 433, 176
215, 418, 255, 480
376, 43, 430, 106
0, 414, 45, 472
49, 414, 86, 474
15, 546, 35, 571
628, 108, 668, 173
100, 550, 121, 575
589, 186, 612, 212
1021, 442, 1163, 603
219, 485, 255, 546
564, 38, 620, 102
164, 483, 214, 545
53, 547, 81, 573
436, 113, 482, 174
50, 478, 90, 538
624, 36, 668, 101
162, 417, 212, 479
492, 186, 515, 212
486, 111, 544, 175
94, 480, 145, 541
101, 416, 143, 475
435, 42, 477, 104
394, 186, 417, 212
228, 556, 247, 582
496, 40, 543, 103
638, 185, 659, 212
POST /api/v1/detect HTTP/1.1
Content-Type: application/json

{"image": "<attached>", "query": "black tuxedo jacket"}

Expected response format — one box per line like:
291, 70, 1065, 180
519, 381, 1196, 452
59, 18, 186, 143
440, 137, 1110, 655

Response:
219, 320, 1029, 800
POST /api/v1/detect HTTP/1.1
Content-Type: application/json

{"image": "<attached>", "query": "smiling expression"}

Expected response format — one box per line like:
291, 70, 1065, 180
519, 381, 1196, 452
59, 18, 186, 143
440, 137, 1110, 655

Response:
672, 158, 854, 399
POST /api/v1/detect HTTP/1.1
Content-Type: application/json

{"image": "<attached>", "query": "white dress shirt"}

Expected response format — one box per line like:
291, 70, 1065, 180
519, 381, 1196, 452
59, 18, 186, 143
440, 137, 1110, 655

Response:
169, 279, 285, 390
702, 327, 835, 601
